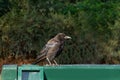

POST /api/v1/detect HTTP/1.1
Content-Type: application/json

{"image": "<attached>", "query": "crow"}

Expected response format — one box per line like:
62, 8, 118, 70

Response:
33, 33, 71, 65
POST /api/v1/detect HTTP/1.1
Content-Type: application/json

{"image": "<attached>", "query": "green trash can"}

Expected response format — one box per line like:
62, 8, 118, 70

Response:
1, 65, 17, 80
44, 65, 120, 80
18, 65, 44, 80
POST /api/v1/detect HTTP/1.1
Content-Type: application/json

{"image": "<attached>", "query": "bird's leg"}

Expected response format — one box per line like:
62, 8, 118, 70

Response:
53, 60, 58, 65
46, 57, 52, 65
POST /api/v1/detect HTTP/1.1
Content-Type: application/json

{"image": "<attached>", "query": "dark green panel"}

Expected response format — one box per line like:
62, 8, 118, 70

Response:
18, 65, 44, 80
1, 65, 17, 80
44, 65, 120, 80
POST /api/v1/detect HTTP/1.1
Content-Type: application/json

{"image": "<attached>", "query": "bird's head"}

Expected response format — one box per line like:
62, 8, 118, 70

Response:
55, 33, 71, 41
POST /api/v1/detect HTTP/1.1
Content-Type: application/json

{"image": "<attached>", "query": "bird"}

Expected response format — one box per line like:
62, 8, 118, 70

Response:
32, 33, 71, 65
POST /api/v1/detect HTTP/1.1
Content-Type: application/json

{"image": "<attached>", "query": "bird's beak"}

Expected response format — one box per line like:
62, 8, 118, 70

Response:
64, 36, 72, 39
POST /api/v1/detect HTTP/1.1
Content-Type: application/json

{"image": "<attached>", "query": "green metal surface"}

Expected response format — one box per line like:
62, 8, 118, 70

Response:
44, 65, 120, 80
18, 65, 44, 80
0, 74, 1, 80
2, 64, 120, 80
1, 65, 17, 80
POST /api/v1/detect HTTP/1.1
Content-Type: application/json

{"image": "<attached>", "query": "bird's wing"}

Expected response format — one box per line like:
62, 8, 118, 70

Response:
33, 39, 59, 64
46, 41, 61, 60
40, 39, 58, 53
37, 39, 58, 59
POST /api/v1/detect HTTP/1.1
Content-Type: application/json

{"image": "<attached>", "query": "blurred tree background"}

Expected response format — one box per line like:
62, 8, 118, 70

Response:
0, 0, 120, 65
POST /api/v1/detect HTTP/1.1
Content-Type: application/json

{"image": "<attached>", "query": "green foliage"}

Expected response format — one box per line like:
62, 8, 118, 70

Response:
0, 0, 11, 17
0, 0, 120, 64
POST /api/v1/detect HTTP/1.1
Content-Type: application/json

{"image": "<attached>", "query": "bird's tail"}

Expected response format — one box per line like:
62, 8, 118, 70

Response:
32, 53, 46, 64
